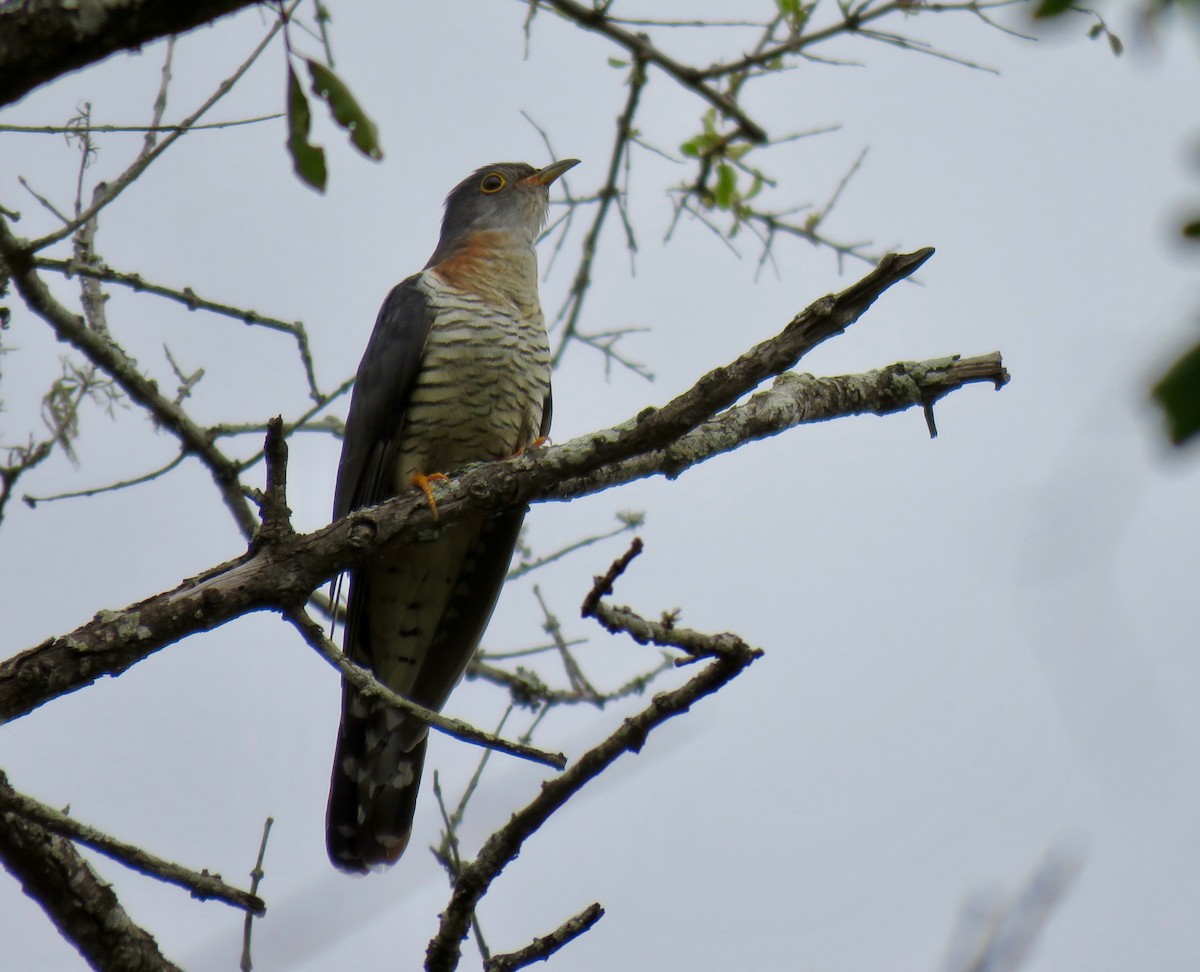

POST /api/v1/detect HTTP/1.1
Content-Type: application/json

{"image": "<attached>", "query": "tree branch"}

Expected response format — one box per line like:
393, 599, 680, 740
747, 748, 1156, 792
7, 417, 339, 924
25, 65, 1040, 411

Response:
0, 770, 265, 915
551, 50, 648, 368
239, 817, 273, 972
0, 0, 263, 110
532, 0, 768, 143
484, 902, 605, 972
34, 257, 323, 401
0, 252, 1005, 726
0, 789, 183, 971
424, 542, 763, 971
0, 215, 259, 537
286, 608, 568, 770
25, 4, 288, 252
549, 352, 1009, 497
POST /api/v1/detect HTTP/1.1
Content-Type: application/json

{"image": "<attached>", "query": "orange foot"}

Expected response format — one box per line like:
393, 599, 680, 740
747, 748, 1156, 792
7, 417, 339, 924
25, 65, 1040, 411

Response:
512, 436, 550, 458
411, 471, 449, 520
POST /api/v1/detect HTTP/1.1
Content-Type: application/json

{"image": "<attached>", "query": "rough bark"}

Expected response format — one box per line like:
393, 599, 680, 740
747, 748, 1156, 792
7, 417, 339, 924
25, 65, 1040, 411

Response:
0, 250, 1009, 727
0, 801, 182, 971
0, 0, 263, 108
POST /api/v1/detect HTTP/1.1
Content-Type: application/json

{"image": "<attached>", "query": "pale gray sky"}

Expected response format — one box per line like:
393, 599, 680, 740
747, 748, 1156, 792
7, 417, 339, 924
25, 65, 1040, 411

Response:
2, 2, 1200, 969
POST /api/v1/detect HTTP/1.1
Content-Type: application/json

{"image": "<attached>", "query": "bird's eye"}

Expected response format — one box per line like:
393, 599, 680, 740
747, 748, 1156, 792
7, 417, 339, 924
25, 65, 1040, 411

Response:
480, 173, 506, 194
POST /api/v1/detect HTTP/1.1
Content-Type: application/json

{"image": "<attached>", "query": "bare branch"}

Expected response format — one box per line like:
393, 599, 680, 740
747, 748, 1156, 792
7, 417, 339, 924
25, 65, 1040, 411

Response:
425, 544, 763, 972
23, 450, 187, 508
532, 0, 768, 142
551, 51, 649, 369
25, 6, 292, 252
0, 776, 184, 971
693, 0, 1024, 79
74, 183, 112, 337
239, 817, 274, 972
485, 902, 605, 972
0, 438, 54, 523
0, 0, 263, 109
467, 654, 673, 709
34, 257, 324, 402
549, 352, 1010, 498
142, 38, 175, 157
0, 216, 259, 536
0, 770, 264, 915
285, 607, 567, 771
506, 512, 643, 581
0, 115, 283, 135
533, 585, 599, 700
0, 253, 1002, 725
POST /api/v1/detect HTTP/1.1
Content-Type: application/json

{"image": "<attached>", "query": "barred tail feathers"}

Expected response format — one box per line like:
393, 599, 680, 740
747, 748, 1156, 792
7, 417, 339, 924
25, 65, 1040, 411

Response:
326, 688, 429, 873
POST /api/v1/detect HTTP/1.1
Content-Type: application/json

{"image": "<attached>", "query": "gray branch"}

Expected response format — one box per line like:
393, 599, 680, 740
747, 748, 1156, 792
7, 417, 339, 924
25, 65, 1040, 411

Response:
425, 540, 762, 971
0, 779, 183, 972
0, 250, 1008, 727
0, 216, 259, 537
485, 902, 605, 972
0, 771, 264, 915
0, 0, 263, 109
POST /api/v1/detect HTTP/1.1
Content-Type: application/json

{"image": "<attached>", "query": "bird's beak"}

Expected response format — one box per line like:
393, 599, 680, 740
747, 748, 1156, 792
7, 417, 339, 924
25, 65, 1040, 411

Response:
523, 158, 581, 187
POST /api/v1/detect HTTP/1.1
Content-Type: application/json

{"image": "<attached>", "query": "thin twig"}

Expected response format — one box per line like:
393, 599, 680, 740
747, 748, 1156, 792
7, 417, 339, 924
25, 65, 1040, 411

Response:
28, 3, 296, 252
1, 437, 55, 522
551, 51, 648, 367
0, 115, 283, 135
425, 545, 763, 971
34, 256, 323, 403
142, 37, 175, 157
0, 217, 260, 537
534, 585, 599, 700
0, 771, 265, 915
23, 450, 187, 507
286, 607, 567, 770
485, 902, 605, 971
534, 0, 768, 142
468, 654, 674, 708
239, 817, 274, 972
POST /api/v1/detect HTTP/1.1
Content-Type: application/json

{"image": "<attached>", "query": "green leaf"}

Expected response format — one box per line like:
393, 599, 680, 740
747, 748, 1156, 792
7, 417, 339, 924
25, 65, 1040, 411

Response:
1153, 339, 1200, 445
680, 138, 701, 158
286, 65, 326, 192
713, 163, 737, 209
307, 59, 383, 161
607, 57, 629, 68
1033, 0, 1074, 17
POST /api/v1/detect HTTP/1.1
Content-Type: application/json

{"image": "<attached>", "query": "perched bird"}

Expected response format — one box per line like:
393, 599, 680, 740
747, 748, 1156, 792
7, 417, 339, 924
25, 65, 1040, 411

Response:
326, 158, 579, 872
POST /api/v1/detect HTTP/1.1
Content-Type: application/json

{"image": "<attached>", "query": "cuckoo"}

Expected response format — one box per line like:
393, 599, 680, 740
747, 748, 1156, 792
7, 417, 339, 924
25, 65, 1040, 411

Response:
326, 158, 579, 872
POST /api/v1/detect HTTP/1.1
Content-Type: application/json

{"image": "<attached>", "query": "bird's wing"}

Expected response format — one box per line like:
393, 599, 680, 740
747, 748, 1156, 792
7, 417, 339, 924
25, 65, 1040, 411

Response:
332, 274, 435, 522
539, 387, 553, 439
327, 276, 436, 872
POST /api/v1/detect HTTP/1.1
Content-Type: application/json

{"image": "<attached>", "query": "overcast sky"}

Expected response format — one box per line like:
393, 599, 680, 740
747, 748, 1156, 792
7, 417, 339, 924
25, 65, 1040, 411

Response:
3, 2, 1200, 969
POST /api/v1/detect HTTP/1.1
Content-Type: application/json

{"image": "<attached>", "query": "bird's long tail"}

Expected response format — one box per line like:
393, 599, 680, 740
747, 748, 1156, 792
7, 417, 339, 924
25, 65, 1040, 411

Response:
326, 688, 428, 873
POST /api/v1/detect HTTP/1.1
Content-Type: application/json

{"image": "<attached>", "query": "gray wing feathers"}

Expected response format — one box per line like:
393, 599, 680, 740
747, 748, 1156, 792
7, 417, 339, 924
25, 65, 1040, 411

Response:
333, 276, 435, 521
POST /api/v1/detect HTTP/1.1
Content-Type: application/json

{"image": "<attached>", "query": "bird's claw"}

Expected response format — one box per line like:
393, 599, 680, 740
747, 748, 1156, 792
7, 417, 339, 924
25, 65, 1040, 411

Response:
512, 436, 550, 458
411, 471, 449, 520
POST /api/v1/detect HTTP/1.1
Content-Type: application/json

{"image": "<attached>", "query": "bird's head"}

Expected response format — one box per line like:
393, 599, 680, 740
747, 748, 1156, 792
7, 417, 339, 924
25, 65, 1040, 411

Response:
433, 159, 580, 255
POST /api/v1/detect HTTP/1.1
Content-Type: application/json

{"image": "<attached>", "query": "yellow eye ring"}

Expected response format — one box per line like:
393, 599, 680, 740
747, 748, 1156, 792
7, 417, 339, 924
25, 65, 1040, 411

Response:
480, 173, 506, 194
